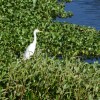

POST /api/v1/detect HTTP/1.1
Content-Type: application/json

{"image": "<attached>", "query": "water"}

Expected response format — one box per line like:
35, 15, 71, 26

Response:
56, 0, 100, 30
84, 58, 100, 64
56, 0, 100, 63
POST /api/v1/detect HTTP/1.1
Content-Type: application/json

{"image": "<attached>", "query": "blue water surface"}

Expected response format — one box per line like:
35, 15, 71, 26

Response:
84, 58, 100, 64
56, 0, 100, 30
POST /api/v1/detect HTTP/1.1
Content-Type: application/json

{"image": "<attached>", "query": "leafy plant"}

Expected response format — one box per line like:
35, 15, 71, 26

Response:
0, 0, 100, 99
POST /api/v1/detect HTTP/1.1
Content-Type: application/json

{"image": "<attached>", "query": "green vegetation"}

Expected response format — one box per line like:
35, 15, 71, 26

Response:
0, 0, 100, 99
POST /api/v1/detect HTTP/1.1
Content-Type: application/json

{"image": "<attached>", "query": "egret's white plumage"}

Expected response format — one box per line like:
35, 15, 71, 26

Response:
23, 29, 42, 60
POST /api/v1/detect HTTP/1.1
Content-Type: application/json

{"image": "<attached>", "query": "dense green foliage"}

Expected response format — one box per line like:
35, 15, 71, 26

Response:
0, 53, 100, 100
0, 0, 100, 99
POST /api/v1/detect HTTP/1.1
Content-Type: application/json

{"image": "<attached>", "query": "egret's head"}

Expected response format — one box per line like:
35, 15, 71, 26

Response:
34, 29, 42, 34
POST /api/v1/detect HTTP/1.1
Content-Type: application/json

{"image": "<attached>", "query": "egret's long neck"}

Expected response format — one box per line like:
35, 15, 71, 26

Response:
33, 32, 37, 44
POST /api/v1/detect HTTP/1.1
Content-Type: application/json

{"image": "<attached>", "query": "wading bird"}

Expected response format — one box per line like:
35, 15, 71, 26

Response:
23, 29, 42, 60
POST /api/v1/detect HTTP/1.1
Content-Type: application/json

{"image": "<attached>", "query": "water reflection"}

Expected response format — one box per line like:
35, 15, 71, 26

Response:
56, 0, 100, 30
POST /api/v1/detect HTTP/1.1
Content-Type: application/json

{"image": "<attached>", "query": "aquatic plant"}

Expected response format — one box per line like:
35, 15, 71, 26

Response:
0, 0, 100, 99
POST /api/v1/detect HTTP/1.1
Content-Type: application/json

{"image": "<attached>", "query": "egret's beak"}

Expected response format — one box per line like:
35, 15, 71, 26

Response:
39, 31, 43, 32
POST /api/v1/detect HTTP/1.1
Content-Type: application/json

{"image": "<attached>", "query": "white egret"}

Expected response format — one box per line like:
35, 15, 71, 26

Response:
23, 29, 42, 60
